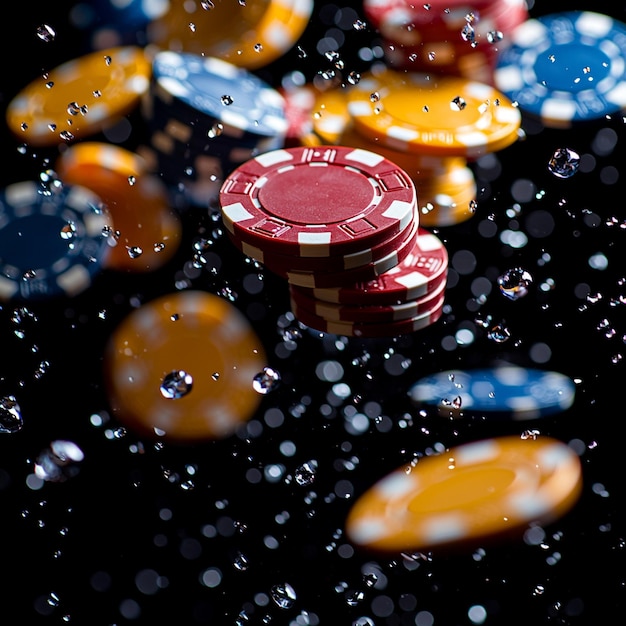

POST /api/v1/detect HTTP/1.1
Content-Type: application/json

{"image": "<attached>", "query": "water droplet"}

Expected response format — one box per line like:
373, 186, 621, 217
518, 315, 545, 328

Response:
498, 267, 533, 300
254, 43, 263, 53
22, 269, 37, 281
126, 246, 143, 259
34, 440, 85, 482
487, 324, 511, 343
160, 370, 193, 399
59, 130, 74, 142
60, 222, 77, 241
36, 24, 56, 42
233, 551, 249, 571
221, 95, 234, 106
353, 20, 366, 31
253, 367, 281, 394
347, 71, 361, 85
461, 24, 475, 44
104, 55, 112, 66
345, 590, 365, 606
270, 582, 296, 609
47, 591, 61, 607
450, 96, 467, 111
294, 460, 317, 486
207, 123, 223, 139
487, 30, 504, 44
548, 148, 580, 179
369, 92, 380, 103
200, 0, 214, 9
0, 395, 23, 433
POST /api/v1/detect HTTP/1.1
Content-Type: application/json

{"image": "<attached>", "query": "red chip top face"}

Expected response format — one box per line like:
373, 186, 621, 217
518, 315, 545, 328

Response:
219, 146, 417, 257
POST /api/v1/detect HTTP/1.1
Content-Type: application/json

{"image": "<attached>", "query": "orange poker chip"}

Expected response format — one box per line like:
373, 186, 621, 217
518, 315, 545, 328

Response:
7, 46, 151, 147
345, 435, 582, 553
103, 291, 268, 442
55, 142, 182, 272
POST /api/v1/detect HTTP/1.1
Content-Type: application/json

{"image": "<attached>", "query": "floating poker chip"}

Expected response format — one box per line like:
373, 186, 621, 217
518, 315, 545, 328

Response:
146, 0, 273, 60
291, 227, 448, 306
345, 434, 583, 553
408, 366, 577, 420
310, 88, 479, 227
365, 0, 529, 79
336, 126, 478, 228
6, 46, 151, 146
225, 0, 315, 70
291, 287, 445, 338
346, 68, 522, 158
494, 11, 626, 128
151, 51, 288, 140
103, 291, 268, 442
290, 274, 446, 323
219, 145, 417, 258
147, 0, 313, 70
55, 142, 183, 273
0, 181, 112, 302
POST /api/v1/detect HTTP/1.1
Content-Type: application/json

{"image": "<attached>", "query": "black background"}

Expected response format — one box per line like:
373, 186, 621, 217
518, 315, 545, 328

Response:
1, 1, 626, 624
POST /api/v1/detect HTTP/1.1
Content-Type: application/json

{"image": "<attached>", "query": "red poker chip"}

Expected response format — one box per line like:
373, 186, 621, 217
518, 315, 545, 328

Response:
289, 273, 446, 323
229, 207, 418, 274
290, 290, 445, 338
364, 0, 525, 37
290, 227, 448, 306
369, 0, 528, 76
219, 145, 417, 258
284, 213, 419, 289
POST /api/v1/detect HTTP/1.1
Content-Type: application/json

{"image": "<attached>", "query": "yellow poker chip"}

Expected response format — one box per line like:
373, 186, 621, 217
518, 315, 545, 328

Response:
55, 142, 182, 272
146, 0, 272, 58
224, 0, 314, 70
346, 68, 522, 159
345, 435, 582, 553
311, 83, 352, 144
147, 0, 312, 70
7, 46, 151, 147
103, 291, 268, 442
417, 162, 478, 228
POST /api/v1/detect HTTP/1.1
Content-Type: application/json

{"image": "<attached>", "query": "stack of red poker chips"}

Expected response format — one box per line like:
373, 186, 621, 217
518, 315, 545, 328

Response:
219, 145, 449, 337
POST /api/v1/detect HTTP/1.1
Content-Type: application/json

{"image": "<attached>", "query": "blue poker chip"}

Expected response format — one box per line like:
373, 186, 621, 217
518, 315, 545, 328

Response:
151, 52, 288, 139
92, 0, 166, 30
494, 11, 626, 127
408, 366, 576, 420
0, 181, 112, 302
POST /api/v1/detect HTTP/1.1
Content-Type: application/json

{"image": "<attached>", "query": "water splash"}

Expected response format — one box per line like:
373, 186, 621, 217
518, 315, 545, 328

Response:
0, 396, 23, 433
